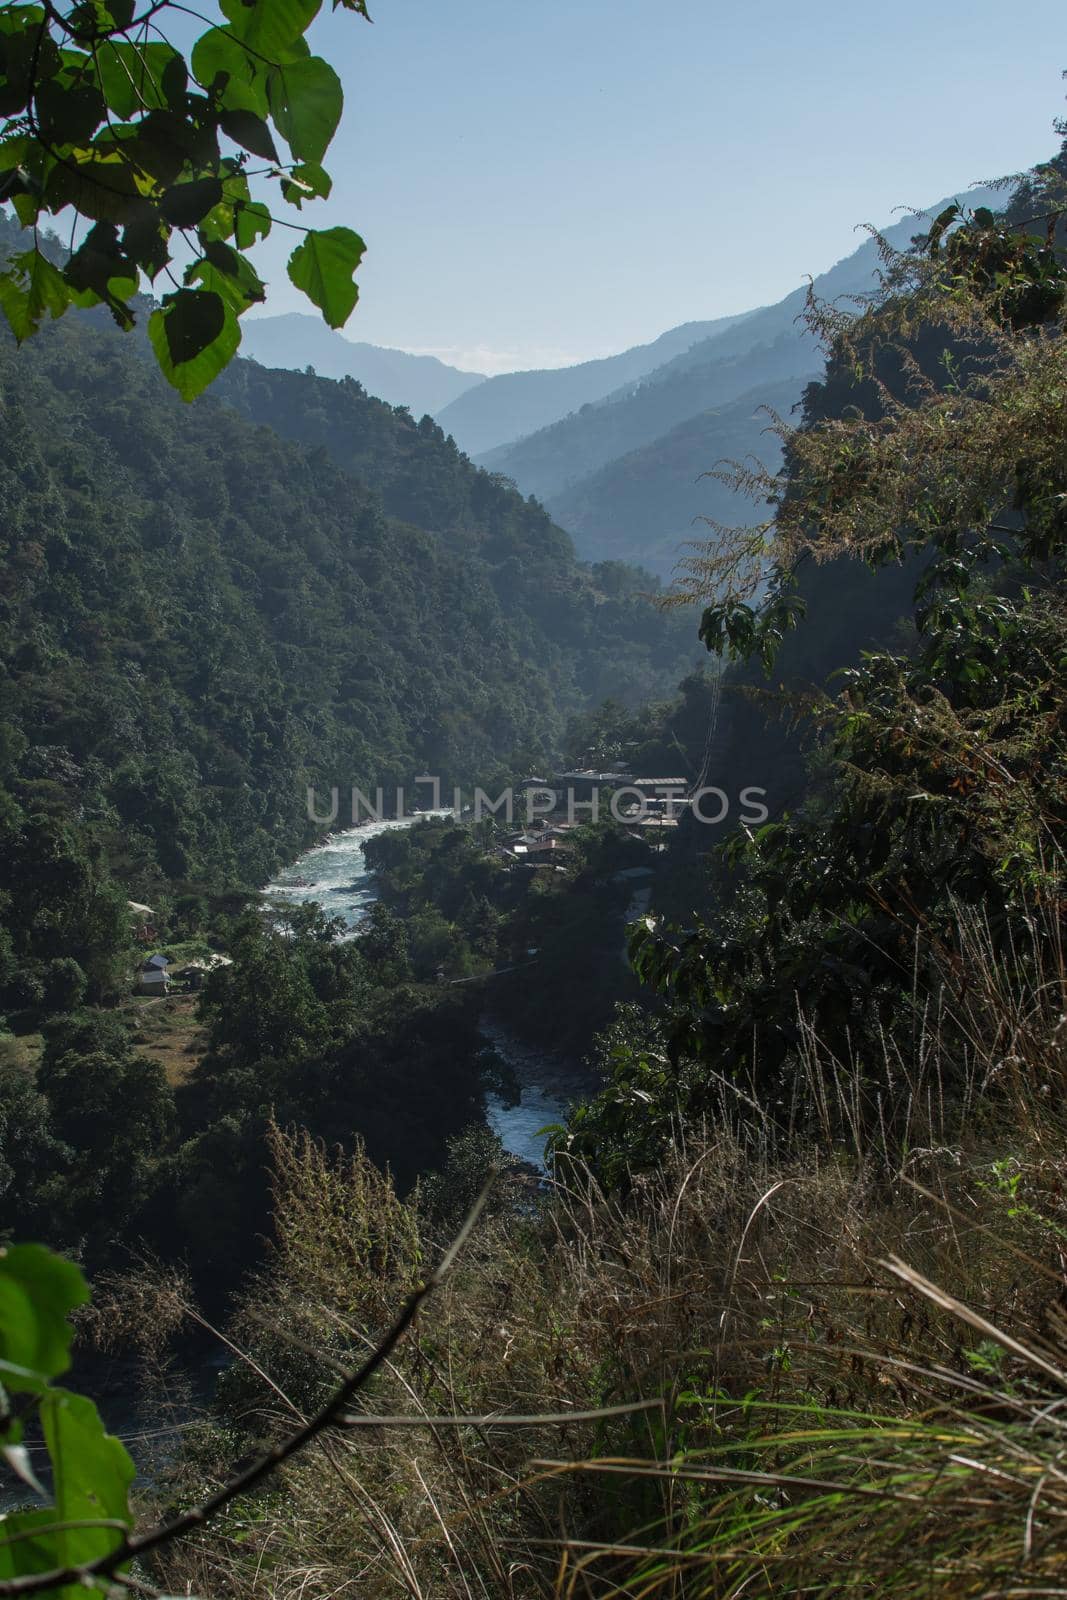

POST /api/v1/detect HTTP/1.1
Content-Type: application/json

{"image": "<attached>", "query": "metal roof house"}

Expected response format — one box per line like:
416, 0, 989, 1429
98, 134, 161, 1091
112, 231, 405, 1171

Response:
136, 953, 171, 996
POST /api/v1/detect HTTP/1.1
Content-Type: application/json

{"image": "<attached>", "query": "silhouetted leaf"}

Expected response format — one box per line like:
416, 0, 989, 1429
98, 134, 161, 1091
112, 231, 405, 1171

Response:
160, 177, 224, 226
219, 107, 279, 161
149, 290, 241, 399
233, 198, 272, 247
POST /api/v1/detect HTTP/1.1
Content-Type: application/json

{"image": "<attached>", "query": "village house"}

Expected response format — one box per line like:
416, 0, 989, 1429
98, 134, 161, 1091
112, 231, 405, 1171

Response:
174, 954, 234, 991
127, 901, 157, 943
137, 953, 170, 996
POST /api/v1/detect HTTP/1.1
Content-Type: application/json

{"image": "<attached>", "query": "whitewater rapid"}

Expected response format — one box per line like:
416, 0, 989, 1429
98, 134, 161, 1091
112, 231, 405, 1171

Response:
264, 816, 571, 1166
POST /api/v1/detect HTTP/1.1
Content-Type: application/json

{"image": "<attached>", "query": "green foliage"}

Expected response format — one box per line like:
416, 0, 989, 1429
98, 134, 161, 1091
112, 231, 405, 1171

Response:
0, 1244, 134, 1596
0, 206, 697, 1290
158, 905, 491, 1282
0, 219, 694, 1034
286, 223, 364, 326
549, 1003, 673, 1188
562, 147, 1067, 1184
0, 0, 368, 396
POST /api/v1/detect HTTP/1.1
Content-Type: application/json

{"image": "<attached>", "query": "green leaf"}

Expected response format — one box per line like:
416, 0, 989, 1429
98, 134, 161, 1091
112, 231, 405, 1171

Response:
0, 5, 49, 38
69, 0, 135, 34
149, 289, 241, 399
280, 160, 331, 207
218, 107, 279, 161
187, 241, 265, 312
121, 199, 169, 280
0, 14, 61, 119
94, 41, 181, 118
233, 198, 272, 247
66, 218, 130, 290
160, 176, 223, 227
268, 56, 342, 163
127, 106, 217, 187
0, 1393, 134, 1594
190, 27, 269, 118
44, 151, 142, 223
0, 1245, 88, 1392
160, 51, 188, 110
41, 1387, 134, 1558
0, 248, 70, 342
287, 225, 364, 327
218, 0, 322, 59
35, 76, 107, 148
0, 1509, 75, 1586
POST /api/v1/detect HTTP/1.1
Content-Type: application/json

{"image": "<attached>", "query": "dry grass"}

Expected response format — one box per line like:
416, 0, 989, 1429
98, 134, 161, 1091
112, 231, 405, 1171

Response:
0, 1028, 44, 1075
136, 910, 1066, 1600
122, 993, 207, 1085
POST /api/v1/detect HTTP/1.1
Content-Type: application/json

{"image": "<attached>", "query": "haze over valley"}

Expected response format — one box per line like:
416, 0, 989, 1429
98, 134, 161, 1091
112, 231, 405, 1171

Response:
244, 185, 1002, 575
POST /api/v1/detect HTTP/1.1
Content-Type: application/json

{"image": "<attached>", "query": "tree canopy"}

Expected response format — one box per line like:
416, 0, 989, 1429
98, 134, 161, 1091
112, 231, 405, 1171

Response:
0, 0, 367, 396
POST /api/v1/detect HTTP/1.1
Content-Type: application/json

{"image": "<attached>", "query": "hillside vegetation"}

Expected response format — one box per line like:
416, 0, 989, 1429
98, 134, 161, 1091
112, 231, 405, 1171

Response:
0, 205, 699, 1283
120, 141, 1067, 1598
2, 117, 1066, 1600
0, 205, 696, 943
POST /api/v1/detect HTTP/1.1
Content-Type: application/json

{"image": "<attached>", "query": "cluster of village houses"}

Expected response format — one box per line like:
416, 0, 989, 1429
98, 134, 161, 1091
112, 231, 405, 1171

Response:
134, 949, 234, 996
127, 771, 688, 987
128, 904, 233, 996
497, 770, 688, 866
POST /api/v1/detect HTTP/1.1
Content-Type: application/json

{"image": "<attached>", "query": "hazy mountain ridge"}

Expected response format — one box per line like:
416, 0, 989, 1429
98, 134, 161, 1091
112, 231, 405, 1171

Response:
240, 312, 485, 416
547, 374, 814, 572
482, 189, 1001, 494
485, 185, 1003, 572
480, 330, 814, 504
434, 312, 755, 457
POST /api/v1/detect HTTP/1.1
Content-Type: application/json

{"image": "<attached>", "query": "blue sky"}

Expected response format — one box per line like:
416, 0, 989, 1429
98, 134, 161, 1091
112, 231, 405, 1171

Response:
249, 0, 1065, 373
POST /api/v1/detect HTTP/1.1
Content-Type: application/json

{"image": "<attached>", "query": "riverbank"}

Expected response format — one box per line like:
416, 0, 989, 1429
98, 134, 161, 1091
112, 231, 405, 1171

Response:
264, 815, 595, 1168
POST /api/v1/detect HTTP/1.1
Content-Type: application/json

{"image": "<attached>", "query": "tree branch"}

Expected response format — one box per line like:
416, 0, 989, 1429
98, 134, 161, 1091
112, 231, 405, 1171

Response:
0, 1189, 492, 1598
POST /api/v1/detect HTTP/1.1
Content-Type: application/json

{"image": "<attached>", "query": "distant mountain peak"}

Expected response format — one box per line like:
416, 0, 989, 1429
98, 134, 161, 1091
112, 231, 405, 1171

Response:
239, 313, 485, 417
434, 312, 755, 457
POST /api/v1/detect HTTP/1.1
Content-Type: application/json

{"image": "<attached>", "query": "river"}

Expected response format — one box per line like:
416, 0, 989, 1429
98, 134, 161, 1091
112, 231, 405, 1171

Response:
264, 816, 583, 1168
1, 819, 586, 1509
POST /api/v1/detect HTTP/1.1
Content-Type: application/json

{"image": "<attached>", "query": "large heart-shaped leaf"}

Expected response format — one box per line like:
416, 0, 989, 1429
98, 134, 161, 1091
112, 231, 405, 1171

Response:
287, 225, 364, 328
268, 56, 342, 164
0, 1246, 88, 1393
149, 289, 241, 400
191, 27, 269, 117
218, 0, 321, 59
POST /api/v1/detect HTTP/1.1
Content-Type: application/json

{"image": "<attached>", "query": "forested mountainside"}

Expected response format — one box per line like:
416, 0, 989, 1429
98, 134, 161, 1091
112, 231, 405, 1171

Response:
547, 375, 807, 569
54, 142, 1063, 1600
433, 311, 752, 457
0, 210, 697, 937
480, 329, 815, 504
240, 312, 484, 415
0, 206, 705, 1281
482, 188, 1002, 573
